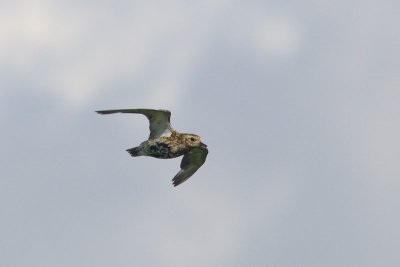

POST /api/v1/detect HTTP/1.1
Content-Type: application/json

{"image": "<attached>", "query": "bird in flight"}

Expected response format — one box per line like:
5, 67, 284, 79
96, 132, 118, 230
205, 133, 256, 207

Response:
96, 109, 208, 187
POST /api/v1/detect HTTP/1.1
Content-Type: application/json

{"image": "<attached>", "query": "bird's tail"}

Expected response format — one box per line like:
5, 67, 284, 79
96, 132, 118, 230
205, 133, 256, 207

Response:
126, 147, 141, 157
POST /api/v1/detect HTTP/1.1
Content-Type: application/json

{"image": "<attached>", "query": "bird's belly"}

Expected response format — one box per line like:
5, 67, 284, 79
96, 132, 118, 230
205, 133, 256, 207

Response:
146, 142, 185, 159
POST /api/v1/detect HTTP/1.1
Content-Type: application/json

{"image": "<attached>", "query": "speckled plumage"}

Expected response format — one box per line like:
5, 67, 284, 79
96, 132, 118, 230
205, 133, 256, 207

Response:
96, 108, 208, 187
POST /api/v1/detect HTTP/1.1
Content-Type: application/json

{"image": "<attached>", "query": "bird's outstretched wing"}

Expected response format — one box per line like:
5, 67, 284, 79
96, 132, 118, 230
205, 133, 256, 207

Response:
96, 109, 174, 139
172, 146, 208, 187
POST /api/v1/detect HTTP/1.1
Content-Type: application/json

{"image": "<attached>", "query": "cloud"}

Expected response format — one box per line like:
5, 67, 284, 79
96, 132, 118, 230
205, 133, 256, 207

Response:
251, 15, 302, 57
1, 1, 305, 108
3, 1, 400, 266
0, 1, 228, 108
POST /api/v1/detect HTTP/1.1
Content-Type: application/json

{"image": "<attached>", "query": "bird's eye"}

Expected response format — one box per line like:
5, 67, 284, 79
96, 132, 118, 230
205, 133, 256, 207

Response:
190, 137, 196, 142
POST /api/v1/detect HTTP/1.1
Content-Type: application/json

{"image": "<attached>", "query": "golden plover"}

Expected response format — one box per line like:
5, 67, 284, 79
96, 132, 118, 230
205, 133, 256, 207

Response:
96, 108, 208, 187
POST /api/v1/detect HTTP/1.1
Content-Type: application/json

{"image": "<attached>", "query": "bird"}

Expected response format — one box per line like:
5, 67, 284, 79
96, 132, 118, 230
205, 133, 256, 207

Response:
96, 108, 208, 187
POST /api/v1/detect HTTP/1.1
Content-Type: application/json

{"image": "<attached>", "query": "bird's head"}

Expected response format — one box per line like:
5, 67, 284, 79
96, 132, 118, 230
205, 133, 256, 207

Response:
182, 134, 207, 148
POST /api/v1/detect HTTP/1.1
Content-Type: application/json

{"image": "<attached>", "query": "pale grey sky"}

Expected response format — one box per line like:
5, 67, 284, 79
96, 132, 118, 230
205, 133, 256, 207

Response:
1, 1, 400, 266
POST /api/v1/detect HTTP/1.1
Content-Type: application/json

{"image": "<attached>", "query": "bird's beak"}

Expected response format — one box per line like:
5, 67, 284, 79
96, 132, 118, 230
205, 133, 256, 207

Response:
200, 142, 207, 148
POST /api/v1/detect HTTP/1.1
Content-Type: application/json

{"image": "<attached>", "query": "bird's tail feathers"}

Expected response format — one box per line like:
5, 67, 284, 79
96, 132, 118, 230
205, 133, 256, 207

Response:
126, 147, 141, 157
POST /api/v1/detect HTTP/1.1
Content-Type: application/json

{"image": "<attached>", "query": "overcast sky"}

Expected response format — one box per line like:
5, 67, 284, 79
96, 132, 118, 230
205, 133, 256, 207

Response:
1, 1, 400, 266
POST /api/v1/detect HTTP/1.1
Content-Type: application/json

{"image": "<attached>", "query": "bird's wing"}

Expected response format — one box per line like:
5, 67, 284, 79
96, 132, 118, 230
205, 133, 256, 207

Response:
96, 109, 174, 139
172, 146, 208, 187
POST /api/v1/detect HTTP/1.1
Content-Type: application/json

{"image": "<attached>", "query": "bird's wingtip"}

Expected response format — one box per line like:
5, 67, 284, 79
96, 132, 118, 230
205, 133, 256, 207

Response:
172, 179, 180, 187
